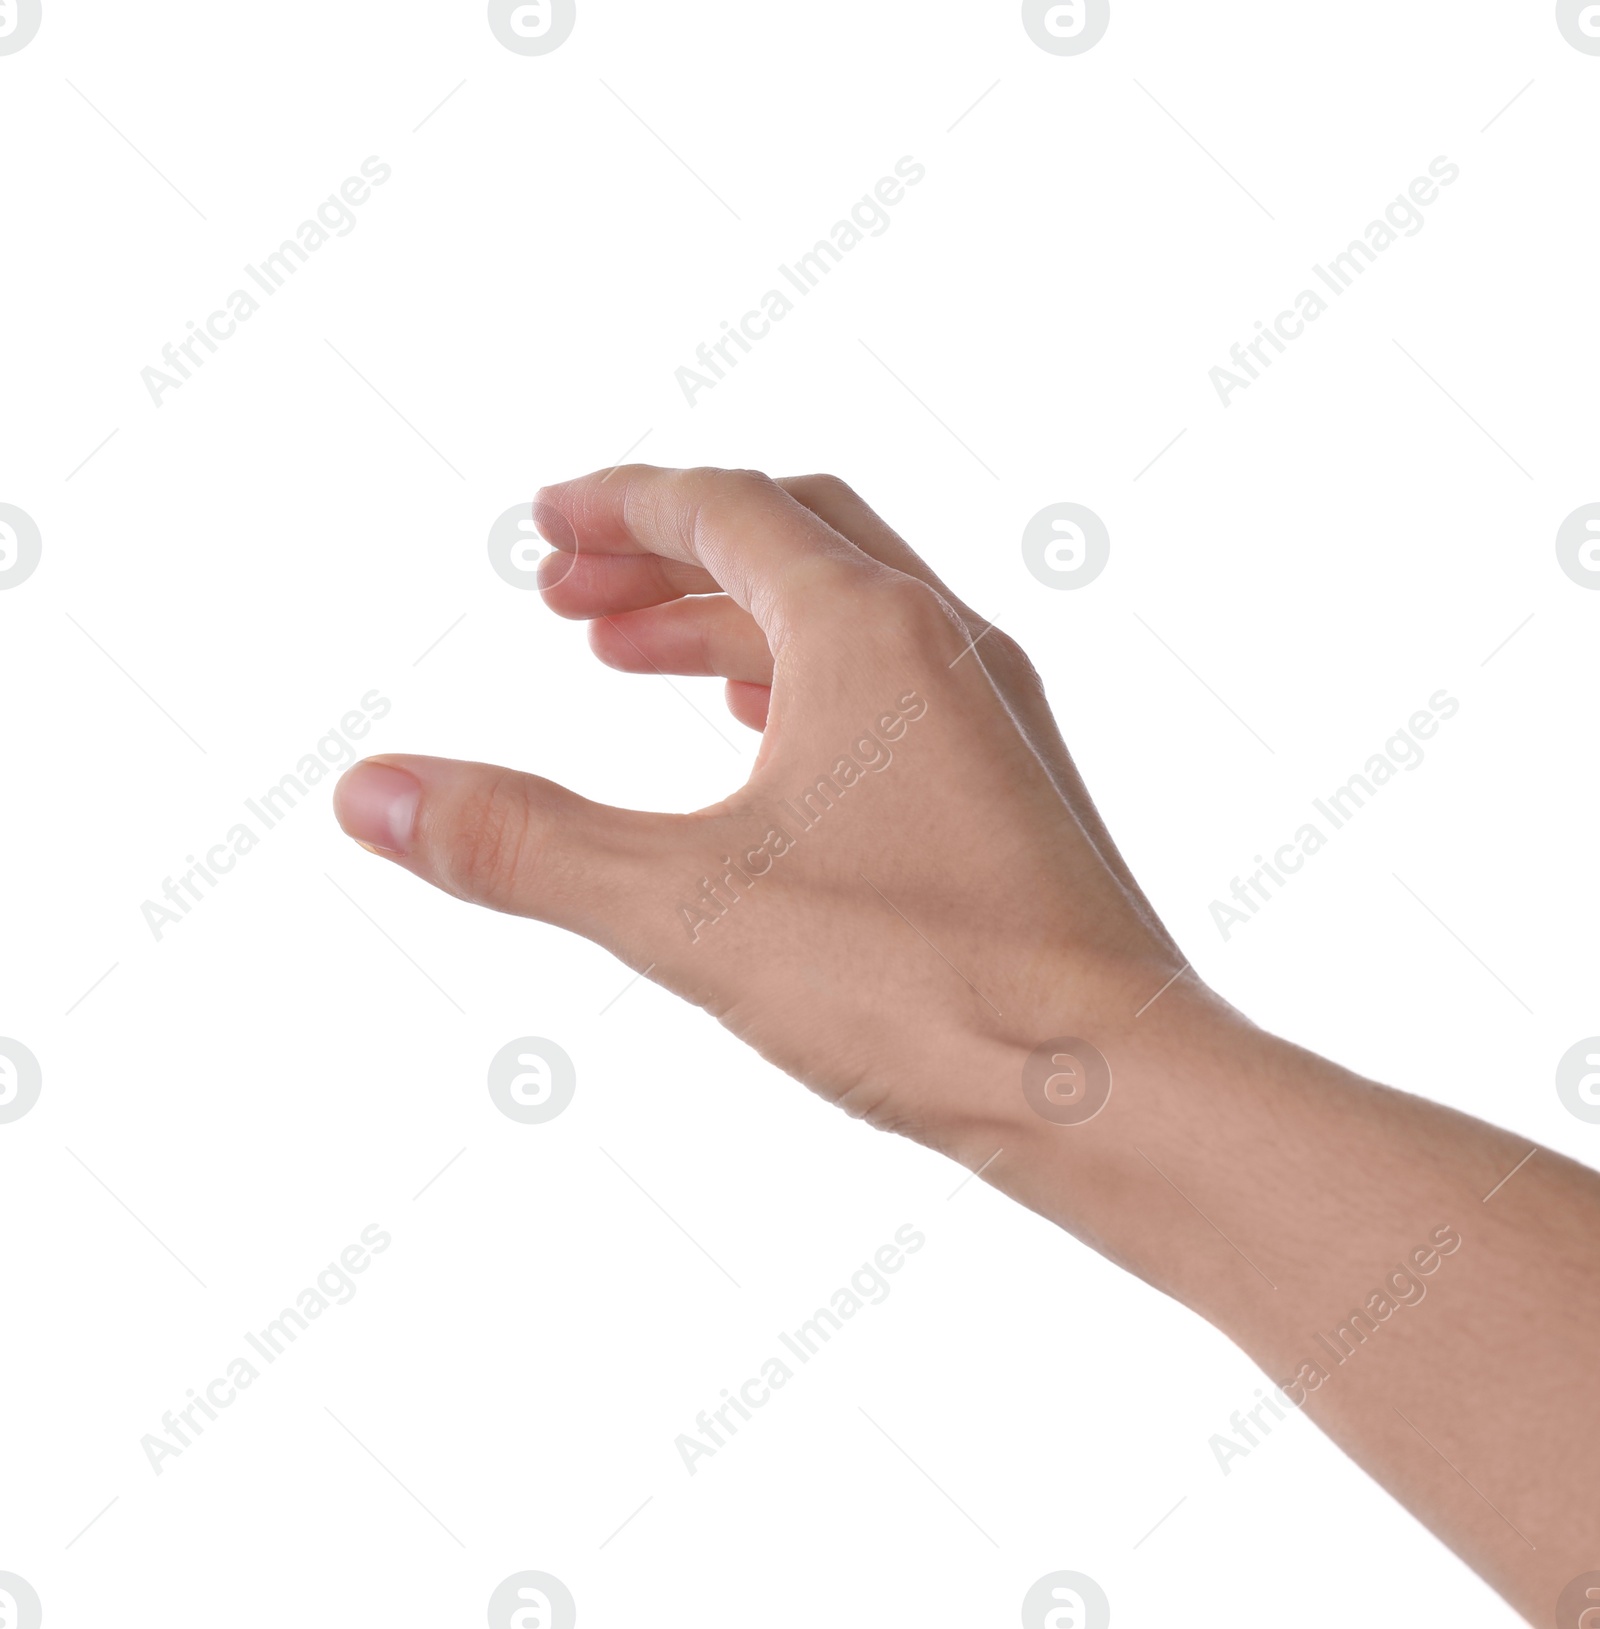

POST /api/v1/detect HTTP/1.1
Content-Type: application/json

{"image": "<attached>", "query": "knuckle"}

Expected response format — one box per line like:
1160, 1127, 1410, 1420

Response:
691, 469, 783, 548
675, 466, 775, 534
982, 626, 1045, 689
441, 771, 535, 906
860, 572, 962, 646
789, 471, 857, 506
683, 465, 771, 497
980, 623, 1027, 668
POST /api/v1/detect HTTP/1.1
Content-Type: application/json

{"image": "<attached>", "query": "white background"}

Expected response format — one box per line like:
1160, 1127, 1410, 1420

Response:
2, 2, 1597, 1624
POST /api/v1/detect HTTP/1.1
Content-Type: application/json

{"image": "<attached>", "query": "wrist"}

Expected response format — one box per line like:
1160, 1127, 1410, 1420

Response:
933, 968, 1280, 1303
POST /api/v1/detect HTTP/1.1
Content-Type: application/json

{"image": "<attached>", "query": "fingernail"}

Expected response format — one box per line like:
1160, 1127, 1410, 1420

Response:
335, 761, 421, 856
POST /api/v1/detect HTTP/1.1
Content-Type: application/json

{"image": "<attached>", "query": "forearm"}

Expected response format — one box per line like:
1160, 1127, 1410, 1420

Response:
966, 982, 1600, 1625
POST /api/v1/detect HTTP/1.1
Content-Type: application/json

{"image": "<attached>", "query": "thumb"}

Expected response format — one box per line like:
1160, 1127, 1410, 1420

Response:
332, 755, 669, 943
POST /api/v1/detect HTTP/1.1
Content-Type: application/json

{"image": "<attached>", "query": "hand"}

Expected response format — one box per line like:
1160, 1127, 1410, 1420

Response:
334, 464, 1209, 1165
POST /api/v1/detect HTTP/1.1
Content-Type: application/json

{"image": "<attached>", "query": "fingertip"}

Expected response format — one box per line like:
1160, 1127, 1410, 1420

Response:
536, 548, 582, 602
532, 495, 579, 554
725, 680, 771, 732
334, 759, 422, 857
587, 616, 632, 670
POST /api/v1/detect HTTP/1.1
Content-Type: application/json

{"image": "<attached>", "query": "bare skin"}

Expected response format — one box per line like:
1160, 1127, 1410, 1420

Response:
333, 465, 1599, 1626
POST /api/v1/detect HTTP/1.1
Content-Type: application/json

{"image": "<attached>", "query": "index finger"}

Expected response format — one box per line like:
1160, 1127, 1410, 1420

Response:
535, 465, 874, 640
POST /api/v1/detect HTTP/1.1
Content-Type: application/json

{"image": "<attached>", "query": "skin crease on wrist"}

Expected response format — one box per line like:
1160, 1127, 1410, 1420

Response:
332, 465, 1598, 1627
